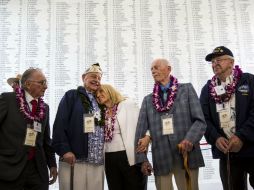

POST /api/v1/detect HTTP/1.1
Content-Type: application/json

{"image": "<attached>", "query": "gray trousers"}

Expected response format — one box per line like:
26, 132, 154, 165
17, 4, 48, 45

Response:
58, 161, 104, 190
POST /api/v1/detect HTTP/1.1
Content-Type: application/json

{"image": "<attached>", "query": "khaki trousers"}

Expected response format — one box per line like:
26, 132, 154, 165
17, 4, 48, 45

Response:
155, 167, 199, 190
58, 161, 104, 190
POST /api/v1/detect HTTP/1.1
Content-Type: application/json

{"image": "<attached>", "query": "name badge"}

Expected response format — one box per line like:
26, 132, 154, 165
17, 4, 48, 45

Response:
216, 102, 229, 112
220, 122, 229, 128
219, 110, 230, 123
161, 114, 174, 135
229, 120, 235, 128
84, 114, 95, 133
214, 85, 225, 96
24, 128, 37, 147
33, 121, 42, 132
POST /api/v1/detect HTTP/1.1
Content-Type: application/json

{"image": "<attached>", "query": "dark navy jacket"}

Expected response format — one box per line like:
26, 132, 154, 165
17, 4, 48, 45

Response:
52, 87, 91, 159
200, 73, 254, 158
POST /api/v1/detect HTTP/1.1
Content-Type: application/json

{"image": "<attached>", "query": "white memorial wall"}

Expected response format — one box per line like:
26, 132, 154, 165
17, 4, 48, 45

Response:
1, 0, 254, 189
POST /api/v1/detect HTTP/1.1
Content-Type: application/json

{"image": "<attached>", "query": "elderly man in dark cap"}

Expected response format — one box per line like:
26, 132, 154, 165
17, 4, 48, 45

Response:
200, 46, 254, 190
53, 63, 105, 190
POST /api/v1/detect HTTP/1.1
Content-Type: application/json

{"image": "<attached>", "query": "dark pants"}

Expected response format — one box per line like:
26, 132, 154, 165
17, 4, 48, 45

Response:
105, 150, 147, 190
0, 160, 48, 190
220, 155, 254, 190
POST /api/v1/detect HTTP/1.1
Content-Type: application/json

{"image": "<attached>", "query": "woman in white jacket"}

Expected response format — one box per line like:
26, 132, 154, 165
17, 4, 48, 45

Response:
96, 84, 146, 190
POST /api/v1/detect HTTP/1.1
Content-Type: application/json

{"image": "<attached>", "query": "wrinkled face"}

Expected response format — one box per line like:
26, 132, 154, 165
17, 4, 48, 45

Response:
25, 71, 47, 98
82, 72, 102, 93
96, 88, 110, 106
211, 55, 234, 76
151, 60, 171, 83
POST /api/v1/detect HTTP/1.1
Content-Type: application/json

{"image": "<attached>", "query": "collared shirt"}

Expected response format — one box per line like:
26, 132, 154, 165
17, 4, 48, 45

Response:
220, 75, 233, 87
160, 82, 171, 103
81, 90, 104, 165
25, 91, 38, 111
217, 75, 236, 138
160, 82, 171, 92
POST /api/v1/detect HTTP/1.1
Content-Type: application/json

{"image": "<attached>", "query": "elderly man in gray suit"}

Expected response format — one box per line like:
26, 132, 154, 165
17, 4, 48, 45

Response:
135, 58, 206, 190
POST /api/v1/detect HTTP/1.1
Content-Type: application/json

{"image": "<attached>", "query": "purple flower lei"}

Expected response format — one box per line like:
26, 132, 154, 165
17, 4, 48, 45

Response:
209, 65, 242, 104
15, 86, 46, 122
152, 75, 178, 112
104, 104, 118, 142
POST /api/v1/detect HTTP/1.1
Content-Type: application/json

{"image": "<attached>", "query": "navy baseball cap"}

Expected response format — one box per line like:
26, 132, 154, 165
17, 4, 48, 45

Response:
205, 46, 234, 61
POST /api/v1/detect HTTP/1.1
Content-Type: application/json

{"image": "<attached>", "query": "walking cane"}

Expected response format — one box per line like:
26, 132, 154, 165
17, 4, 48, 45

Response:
227, 152, 231, 190
178, 144, 192, 190
70, 165, 74, 190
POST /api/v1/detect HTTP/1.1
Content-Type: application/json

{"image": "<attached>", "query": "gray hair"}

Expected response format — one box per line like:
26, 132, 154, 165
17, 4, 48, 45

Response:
225, 55, 234, 60
21, 68, 42, 89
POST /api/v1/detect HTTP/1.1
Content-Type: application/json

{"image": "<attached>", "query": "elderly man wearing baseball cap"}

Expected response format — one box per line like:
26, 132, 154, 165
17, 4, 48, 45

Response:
53, 63, 105, 190
200, 46, 254, 190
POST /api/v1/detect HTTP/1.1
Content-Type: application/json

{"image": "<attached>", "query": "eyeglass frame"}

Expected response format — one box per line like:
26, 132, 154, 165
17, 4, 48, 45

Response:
209, 56, 234, 64
28, 80, 48, 86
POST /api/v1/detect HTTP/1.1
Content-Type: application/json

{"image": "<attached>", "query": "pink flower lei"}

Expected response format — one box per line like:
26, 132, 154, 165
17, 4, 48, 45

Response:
152, 75, 178, 112
209, 65, 242, 104
15, 86, 46, 122
104, 104, 118, 142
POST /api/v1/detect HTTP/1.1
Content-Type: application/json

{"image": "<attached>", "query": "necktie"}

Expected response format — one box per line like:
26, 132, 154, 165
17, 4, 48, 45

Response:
28, 99, 37, 160
162, 89, 168, 104
30, 99, 38, 116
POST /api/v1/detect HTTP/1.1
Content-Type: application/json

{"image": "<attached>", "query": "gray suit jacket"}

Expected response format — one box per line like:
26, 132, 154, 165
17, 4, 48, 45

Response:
0, 92, 56, 182
135, 83, 206, 176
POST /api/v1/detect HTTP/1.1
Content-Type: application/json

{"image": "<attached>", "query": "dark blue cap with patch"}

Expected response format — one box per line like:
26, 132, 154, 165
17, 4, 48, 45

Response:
205, 46, 234, 61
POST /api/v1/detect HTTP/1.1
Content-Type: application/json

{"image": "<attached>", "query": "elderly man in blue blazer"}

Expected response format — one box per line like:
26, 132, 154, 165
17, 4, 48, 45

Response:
53, 63, 105, 190
135, 58, 206, 190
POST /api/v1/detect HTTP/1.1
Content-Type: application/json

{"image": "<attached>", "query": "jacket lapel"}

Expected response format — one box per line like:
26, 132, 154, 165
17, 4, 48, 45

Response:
116, 101, 127, 140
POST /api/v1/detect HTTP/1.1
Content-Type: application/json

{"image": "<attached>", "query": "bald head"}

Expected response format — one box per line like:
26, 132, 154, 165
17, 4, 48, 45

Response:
152, 58, 171, 67
151, 58, 171, 85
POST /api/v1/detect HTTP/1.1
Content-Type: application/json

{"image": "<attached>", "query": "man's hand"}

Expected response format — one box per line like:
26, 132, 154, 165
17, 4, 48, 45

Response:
63, 152, 76, 166
227, 135, 243, 153
178, 139, 193, 155
141, 161, 153, 176
215, 137, 229, 154
49, 167, 58, 185
136, 135, 150, 153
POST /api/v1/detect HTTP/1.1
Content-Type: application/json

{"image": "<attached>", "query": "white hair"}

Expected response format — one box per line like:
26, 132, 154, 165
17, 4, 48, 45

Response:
152, 58, 172, 67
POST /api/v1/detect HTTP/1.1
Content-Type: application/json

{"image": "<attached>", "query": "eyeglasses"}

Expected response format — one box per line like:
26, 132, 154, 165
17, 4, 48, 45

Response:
210, 58, 230, 64
29, 80, 48, 86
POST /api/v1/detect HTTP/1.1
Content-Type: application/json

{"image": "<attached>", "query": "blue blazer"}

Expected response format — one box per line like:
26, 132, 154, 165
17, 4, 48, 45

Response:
200, 73, 254, 158
52, 87, 90, 159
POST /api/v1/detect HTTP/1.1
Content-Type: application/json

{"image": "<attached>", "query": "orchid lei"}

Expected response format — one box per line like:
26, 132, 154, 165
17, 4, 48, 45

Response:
152, 75, 178, 112
104, 104, 118, 142
209, 65, 242, 104
15, 86, 46, 122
